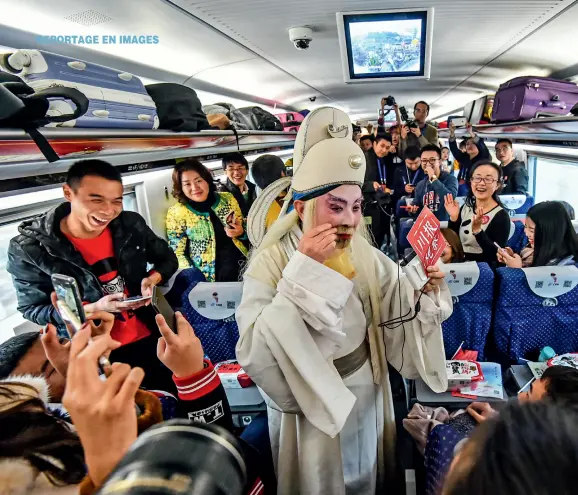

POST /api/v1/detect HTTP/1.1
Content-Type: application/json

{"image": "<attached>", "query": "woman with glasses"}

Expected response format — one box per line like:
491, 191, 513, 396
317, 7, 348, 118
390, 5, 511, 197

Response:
497, 201, 578, 267
445, 161, 511, 263
166, 158, 248, 282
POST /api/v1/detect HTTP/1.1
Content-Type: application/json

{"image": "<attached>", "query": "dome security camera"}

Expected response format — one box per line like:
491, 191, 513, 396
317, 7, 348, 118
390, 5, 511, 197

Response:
289, 27, 313, 50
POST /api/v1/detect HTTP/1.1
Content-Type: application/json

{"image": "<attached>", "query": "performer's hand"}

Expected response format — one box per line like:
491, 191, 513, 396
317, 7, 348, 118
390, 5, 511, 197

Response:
423, 265, 445, 293
298, 223, 338, 264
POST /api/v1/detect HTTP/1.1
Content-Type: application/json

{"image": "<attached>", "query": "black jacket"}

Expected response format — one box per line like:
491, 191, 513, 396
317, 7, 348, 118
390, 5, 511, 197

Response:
391, 165, 425, 201
219, 178, 257, 217
501, 159, 529, 195
363, 150, 396, 199
7, 202, 178, 332
449, 136, 491, 181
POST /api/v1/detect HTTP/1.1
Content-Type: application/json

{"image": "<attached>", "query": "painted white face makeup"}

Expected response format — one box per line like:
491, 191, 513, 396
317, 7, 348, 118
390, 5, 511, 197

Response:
314, 184, 363, 249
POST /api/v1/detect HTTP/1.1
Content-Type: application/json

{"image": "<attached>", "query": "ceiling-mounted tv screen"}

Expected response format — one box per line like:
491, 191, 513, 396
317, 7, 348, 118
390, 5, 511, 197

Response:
337, 8, 434, 83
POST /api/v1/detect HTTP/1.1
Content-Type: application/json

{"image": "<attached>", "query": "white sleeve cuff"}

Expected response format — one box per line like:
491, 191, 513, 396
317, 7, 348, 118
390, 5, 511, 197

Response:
281, 251, 355, 308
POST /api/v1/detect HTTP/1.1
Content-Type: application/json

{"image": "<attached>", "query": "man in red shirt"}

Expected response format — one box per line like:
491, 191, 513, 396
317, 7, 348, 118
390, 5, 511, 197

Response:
8, 159, 178, 391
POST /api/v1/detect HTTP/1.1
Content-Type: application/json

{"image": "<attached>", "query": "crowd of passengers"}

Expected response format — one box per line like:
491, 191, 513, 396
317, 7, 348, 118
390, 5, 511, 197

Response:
358, 98, 578, 268
0, 101, 577, 495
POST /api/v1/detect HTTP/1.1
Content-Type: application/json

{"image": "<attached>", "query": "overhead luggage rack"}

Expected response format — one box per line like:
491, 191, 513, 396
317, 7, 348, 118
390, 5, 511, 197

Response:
438, 116, 578, 144
0, 128, 297, 181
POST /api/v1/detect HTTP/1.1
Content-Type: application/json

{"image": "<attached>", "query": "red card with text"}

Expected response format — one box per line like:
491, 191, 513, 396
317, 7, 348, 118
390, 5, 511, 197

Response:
406, 206, 445, 268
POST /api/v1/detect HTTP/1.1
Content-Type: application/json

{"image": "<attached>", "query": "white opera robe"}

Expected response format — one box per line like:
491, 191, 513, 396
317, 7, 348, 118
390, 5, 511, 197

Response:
236, 243, 451, 495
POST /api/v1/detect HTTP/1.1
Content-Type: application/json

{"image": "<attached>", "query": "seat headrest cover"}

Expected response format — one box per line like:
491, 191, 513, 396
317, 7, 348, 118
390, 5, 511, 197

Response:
439, 261, 481, 297
521, 265, 578, 298
188, 282, 244, 320
499, 194, 526, 210
290, 107, 366, 194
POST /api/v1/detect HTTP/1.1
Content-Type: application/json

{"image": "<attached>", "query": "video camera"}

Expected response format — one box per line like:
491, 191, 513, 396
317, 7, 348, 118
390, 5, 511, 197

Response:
383, 96, 418, 129
96, 420, 248, 495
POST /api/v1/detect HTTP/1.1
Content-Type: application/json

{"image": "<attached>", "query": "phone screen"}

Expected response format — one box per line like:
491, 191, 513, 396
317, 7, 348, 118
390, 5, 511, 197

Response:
52, 274, 86, 324
226, 211, 235, 227
152, 286, 176, 332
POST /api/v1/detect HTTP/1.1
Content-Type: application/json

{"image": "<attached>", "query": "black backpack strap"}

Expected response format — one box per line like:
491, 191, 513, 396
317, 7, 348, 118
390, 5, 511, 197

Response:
28, 87, 89, 123
24, 127, 60, 162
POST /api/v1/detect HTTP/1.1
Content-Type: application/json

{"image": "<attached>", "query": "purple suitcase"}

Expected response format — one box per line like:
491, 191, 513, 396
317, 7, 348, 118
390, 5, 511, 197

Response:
492, 76, 578, 123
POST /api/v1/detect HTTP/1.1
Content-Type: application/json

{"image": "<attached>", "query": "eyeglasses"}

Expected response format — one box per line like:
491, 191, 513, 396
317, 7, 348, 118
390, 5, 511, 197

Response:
471, 176, 498, 184
227, 167, 247, 173
421, 158, 439, 166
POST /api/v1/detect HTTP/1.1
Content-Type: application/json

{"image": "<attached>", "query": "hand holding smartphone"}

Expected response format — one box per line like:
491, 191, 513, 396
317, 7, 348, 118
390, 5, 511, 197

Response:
51, 274, 112, 376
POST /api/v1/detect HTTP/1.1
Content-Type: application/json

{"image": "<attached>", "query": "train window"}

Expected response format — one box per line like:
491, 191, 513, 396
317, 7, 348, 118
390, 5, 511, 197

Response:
533, 156, 578, 212
0, 190, 139, 344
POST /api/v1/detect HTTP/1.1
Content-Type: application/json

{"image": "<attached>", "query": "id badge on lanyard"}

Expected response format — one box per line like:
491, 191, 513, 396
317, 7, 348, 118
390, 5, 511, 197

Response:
378, 159, 387, 185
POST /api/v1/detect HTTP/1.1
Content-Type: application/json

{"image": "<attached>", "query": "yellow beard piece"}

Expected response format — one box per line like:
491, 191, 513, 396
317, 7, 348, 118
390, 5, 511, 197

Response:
323, 249, 356, 280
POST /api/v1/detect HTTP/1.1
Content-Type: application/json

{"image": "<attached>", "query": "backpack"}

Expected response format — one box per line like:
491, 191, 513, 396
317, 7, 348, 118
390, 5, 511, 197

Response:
145, 83, 211, 132
0, 71, 88, 162
234, 106, 283, 131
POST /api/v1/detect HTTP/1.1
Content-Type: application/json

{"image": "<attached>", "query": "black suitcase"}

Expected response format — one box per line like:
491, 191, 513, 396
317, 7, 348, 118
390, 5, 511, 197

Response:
145, 83, 211, 132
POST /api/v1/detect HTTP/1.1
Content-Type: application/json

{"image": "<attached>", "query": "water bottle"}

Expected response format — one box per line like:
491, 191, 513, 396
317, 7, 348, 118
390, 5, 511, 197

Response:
538, 346, 555, 362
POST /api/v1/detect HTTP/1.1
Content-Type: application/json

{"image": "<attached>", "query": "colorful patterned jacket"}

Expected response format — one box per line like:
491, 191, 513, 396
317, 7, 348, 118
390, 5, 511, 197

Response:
166, 192, 248, 281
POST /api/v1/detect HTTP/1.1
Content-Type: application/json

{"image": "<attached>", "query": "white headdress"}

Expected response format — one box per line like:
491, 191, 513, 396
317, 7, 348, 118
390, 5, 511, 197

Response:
248, 107, 366, 247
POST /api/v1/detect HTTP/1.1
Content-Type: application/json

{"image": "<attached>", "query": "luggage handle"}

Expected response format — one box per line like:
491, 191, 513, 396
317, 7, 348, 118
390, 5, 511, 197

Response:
27, 87, 89, 123
541, 96, 567, 110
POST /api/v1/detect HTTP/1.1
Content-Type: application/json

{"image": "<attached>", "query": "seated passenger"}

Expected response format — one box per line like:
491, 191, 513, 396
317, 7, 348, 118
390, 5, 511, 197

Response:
443, 401, 578, 495
445, 161, 511, 264
359, 134, 373, 152
449, 122, 491, 183
218, 152, 257, 217
498, 201, 578, 267
0, 309, 269, 495
391, 145, 425, 204
406, 144, 459, 221
251, 154, 288, 228
466, 365, 578, 424
440, 228, 465, 263
494, 138, 529, 195
6, 159, 178, 392
166, 158, 248, 282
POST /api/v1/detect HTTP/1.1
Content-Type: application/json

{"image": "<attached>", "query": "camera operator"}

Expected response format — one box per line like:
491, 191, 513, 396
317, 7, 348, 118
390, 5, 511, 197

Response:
363, 133, 395, 249
397, 101, 439, 156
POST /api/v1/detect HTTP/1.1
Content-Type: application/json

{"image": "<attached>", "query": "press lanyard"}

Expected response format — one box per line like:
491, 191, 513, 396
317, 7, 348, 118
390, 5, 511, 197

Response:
377, 159, 387, 185
403, 169, 420, 186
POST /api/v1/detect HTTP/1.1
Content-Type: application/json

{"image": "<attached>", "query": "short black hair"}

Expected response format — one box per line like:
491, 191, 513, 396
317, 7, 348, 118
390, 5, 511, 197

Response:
375, 133, 393, 145
360, 135, 372, 143
542, 365, 578, 406
496, 138, 513, 148
441, 146, 450, 152
405, 146, 421, 161
414, 100, 430, 113
0, 332, 40, 379
251, 154, 287, 190
66, 160, 122, 191
222, 152, 248, 170
444, 401, 578, 495
420, 143, 442, 159
459, 139, 468, 149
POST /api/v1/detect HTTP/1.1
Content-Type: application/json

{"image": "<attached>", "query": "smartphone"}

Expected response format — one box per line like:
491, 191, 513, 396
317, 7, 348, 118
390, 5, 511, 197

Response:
152, 286, 176, 332
51, 274, 86, 328
225, 211, 235, 228
450, 117, 468, 127
123, 295, 153, 303
52, 274, 112, 376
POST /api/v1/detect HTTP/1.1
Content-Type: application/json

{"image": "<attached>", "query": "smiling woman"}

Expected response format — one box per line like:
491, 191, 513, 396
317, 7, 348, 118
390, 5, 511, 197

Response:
166, 158, 248, 282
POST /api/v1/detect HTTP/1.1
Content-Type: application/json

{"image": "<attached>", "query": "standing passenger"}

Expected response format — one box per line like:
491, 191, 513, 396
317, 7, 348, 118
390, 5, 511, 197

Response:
449, 122, 491, 184
166, 159, 247, 282
494, 139, 529, 195
236, 108, 451, 495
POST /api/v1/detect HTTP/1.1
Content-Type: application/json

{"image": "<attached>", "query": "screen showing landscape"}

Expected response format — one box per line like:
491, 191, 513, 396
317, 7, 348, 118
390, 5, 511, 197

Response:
342, 11, 429, 80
